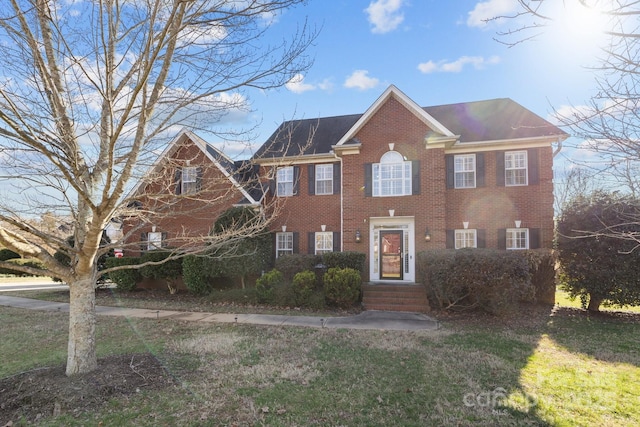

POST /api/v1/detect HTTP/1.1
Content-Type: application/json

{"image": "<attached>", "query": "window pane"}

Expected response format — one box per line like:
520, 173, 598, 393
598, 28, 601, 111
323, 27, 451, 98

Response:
315, 232, 333, 254
454, 155, 475, 188
182, 167, 197, 194
277, 167, 294, 196
374, 155, 411, 196
505, 151, 527, 186
315, 164, 333, 195
455, 229, 476, 249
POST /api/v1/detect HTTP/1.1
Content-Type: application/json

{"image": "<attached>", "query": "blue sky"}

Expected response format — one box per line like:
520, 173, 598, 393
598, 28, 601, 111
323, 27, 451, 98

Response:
221, 0, 609, 160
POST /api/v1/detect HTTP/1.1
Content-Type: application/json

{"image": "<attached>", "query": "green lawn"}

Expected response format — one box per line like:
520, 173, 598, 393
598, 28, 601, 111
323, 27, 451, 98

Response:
1, 297, 639, 426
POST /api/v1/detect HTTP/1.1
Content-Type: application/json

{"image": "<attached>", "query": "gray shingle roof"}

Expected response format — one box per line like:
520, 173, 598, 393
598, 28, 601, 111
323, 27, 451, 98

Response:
253, 98, 567, 159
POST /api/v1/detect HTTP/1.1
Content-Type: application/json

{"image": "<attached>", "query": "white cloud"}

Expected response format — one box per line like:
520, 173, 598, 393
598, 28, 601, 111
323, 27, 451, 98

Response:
418, 56, 500, 73
467, 0, 518, 28
365, 0, 405, 34
285, 74, 316, 94
344, 70, 380, 90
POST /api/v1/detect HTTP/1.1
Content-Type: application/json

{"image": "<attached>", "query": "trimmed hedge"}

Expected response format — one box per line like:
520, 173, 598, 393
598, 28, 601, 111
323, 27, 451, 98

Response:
255, 269, 283, 303
322, 251, 366, 274
105, 257, 141, 291
0, 258, 46, 277
0, 249, 20, 262
182, 255, 211, 295
292, 270, 315, 307
417, 249, 533, 316
139, 250, 183, 294
275, 254, 320, 283
323, 267, 361, 308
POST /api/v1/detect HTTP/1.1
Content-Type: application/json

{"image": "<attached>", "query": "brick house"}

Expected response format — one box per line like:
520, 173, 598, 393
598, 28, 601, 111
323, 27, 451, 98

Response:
125, 85, 567, 307
254, 85, 567, 285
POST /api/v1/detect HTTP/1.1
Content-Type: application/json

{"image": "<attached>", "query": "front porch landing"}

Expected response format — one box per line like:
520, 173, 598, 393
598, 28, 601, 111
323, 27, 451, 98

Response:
362, 283, 430, 313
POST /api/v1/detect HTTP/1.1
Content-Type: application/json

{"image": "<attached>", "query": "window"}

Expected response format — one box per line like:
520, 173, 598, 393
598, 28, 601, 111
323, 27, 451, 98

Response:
315, 232, 333, 254
454, 154, 476, 188
505, 151, 528, 186
181, 166, 197, 195
147, 232, 163, 250
506, 228, 529, 250
315, 164, 333, 195
372, 151, 411, 196
277, 167, 294, 197
455, 229, 477, 249
276, 232, 293, 258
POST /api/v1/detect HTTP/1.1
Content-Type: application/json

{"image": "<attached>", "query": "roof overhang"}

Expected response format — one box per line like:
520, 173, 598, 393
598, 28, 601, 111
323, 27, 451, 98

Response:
443, 135, 568, 153
253, 152, 338, 167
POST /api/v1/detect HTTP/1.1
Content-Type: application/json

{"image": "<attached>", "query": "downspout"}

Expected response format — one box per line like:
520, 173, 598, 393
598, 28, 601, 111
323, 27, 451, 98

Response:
332, 150, 344, 251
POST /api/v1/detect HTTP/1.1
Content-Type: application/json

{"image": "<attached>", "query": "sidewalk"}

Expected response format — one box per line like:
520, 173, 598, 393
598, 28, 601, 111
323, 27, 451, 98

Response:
0, 295, 439, 331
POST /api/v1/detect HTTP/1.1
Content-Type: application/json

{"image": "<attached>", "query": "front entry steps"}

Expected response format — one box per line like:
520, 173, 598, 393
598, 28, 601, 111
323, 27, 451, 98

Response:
362, 283, 430, 313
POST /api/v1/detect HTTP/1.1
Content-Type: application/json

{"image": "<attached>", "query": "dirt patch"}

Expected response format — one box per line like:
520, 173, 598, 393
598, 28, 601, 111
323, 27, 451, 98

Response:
0, 353, 175, 425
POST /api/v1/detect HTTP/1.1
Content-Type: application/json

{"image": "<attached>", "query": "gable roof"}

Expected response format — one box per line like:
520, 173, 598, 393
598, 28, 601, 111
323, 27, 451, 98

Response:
129, 129, 260, 205
253, 86, 568, 159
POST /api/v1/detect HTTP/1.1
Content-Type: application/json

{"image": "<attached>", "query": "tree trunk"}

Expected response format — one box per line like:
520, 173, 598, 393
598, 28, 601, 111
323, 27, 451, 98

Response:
587, 295, 603, 312
65, 276, 97, 376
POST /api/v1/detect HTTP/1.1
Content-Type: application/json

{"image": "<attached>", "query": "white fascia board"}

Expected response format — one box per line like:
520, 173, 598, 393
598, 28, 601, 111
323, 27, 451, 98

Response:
444, 135, 567, 153
335, 85, 455, 146
254, 152, 338, 167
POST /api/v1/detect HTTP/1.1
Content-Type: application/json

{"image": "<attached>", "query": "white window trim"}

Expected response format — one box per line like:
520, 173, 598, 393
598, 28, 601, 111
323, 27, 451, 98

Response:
506, 228, 529, 250
276, 232, 293, 258
505, 151, 528, 186
454, 154, 476, 189
277, 167, 294, 197
454, 229, 477, 249
315, 164, 333, 195
181, 166, 197, 195
315, 231, 333, 254
372, 151, 412, 197
147, 231, 163, 250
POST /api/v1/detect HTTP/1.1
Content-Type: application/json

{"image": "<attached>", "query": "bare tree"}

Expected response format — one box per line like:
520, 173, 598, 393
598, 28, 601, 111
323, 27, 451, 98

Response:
494, 0, 640, 228
0, 0, 315, 375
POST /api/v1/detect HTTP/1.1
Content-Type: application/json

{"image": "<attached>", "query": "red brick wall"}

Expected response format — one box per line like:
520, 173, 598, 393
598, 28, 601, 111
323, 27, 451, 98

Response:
123, 138, 245, 254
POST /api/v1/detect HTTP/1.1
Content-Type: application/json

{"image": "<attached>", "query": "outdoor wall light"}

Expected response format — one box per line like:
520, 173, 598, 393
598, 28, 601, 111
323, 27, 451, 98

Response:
424, 228, 431, 242
355, 229, 362, 243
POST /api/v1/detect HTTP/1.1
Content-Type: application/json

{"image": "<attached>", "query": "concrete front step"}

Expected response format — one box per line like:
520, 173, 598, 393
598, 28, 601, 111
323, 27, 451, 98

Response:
362, 284, 430, 313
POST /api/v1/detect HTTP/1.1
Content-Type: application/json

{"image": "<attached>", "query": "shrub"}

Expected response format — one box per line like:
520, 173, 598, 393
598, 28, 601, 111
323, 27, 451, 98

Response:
521, 250, 557, 304
255, 269, 283, 304
105, 257, 141, 291
292, 270, 316, 307
0, 249, 20, 262
0, 258, 46, 276
139, 250, 183, 294
182, 255, 212, 295
275, 254, 320, 283
322, 251, 366, 274
323, 267, 361, 308
417, 249, 531, 316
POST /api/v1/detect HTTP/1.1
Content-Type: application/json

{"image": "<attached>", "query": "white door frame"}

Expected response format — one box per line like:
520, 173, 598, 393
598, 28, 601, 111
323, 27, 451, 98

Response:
369, 216, 415, 282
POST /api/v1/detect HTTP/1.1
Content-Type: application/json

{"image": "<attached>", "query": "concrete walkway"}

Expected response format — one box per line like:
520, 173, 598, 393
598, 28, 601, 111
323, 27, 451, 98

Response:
0, 295, 439, 331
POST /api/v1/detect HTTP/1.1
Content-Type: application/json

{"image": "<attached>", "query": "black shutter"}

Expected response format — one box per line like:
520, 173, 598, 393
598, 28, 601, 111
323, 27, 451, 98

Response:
308, 165, 315, 195
293, 232, 299, 253
272, 232, 277, 263
364, 163, 372, 197
293, 166, 300, 196
161, 232, 168, 248
333, 232, 340, 252
411, 160, 421, 195
195, 167, 203, 192
476, 153, 485, 187
140, 232, 148, 252
333, 163, 341, 195
445, 155, 454, 189
529, 228, 541, 249
446, 230, 454, 249
498, 229, 507, 250
175, 168, 182, 195
477, 229, 486, 248
269, 167, 276, 196
496, 152, 505, 187
528, 148, 539, 185
308, 232, 315, 254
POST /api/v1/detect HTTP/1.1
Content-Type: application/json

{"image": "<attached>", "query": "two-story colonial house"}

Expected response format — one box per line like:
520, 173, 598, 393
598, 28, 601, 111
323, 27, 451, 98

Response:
128, 85, 567, 308
254, 85, 567, 284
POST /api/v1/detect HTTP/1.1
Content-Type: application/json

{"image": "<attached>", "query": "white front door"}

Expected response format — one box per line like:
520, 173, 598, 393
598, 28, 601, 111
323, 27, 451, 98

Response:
369, 217, 415, 282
